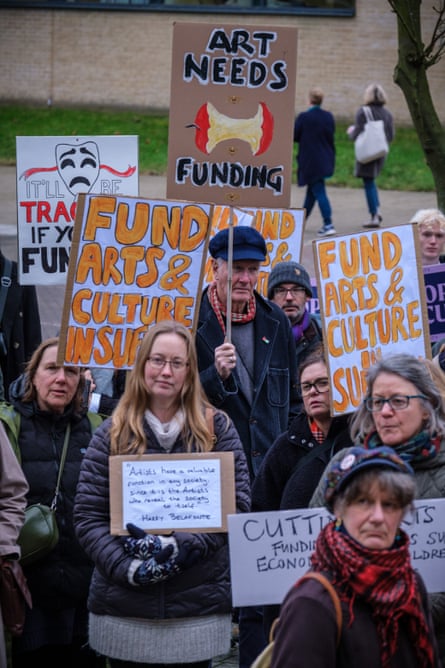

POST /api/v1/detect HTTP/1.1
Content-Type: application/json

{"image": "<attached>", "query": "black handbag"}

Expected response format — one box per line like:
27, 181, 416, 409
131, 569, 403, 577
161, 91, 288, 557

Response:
18, 426, 70, 567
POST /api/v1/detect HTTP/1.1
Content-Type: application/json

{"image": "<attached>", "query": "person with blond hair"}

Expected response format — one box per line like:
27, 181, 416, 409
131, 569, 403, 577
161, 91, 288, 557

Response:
410, 208, 445, 265
347, 83, 394, 228
74, 320, 250, 668
293, 86, 336, 237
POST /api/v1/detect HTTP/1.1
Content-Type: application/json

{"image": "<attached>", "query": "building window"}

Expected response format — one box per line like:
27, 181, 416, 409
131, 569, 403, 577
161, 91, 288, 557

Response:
0, 0, 355, 17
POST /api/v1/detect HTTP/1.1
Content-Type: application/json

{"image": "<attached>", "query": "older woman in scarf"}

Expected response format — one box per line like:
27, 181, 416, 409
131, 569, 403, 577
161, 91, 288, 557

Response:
272, 446, 441, 668
310, 353, 445, 662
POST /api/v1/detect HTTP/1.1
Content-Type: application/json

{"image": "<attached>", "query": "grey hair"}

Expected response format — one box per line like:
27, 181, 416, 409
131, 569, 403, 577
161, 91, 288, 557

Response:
363, 83, 387, 106
333, 469, 416, 516
350, 353, 445, 441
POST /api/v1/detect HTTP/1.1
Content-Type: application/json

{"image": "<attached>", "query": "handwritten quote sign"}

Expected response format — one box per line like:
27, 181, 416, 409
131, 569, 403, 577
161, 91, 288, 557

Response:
58, 193, 213, 369
228, 499, 445, 606
109, 453, 235, 534
313, 225, 430, 415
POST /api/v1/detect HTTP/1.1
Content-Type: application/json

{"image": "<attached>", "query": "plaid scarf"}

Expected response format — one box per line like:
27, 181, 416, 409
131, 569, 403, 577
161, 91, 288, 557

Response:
207, 282, 256, 336
311, 522, 435, 667
364, 429, 440, 466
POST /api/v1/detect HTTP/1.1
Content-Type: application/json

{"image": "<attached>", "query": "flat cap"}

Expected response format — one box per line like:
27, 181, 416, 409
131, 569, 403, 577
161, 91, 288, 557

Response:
209, 226, 267, 262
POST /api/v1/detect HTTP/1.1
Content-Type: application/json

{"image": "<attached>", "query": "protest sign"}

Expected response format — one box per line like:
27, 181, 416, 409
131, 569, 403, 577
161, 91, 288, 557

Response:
58, 193, 213, 369
167, 23, 298, 208
203, 204, 306, 296
109, 452, 235, 534
313, 225, 431, 415
423, 263, 445, 343
16, 135, 138, 285
228, 498, 445, 606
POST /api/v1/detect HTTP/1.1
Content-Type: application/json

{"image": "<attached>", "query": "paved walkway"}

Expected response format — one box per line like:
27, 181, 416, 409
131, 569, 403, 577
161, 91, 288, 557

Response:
0, 164, 436, 338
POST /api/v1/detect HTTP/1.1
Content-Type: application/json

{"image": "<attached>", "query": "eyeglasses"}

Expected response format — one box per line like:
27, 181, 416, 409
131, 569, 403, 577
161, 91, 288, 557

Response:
365, 394, 427, 412
274, 287, 306, 297
147, 355, 189, 371
300, 378, 330, 396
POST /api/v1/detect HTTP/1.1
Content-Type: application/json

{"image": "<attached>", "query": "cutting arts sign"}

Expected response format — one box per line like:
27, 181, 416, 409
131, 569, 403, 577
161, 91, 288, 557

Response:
16, 135, 139, 285
313, 224, 431, 416
167, 23, 298, 208
58, 193, 213, 369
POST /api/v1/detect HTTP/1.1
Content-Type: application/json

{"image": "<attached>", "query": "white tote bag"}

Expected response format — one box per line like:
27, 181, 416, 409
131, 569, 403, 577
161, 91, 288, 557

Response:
354, 106, 389, 164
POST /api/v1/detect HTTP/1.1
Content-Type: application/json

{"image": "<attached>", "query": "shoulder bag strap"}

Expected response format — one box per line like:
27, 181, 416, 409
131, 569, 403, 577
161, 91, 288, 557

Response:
297, 572, 343, 646
362, 105, 374, 123
0, 257, 12, 322
290, 435, 337, 473
50, 424, 71, 510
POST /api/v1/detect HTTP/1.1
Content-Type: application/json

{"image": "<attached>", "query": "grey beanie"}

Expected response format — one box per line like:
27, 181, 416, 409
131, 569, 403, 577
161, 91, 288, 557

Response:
267, 261, 312, 298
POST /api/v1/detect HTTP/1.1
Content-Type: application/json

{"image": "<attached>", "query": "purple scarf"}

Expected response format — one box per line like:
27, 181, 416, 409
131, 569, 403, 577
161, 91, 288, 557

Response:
292, 310, 311, 343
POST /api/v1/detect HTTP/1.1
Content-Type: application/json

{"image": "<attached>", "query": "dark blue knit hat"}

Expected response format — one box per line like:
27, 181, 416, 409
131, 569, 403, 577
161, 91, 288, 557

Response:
324, 446, 414, 511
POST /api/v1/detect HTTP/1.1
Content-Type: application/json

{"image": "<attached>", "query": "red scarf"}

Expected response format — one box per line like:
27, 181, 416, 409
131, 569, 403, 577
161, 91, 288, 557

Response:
311, 522, 435, 667
207, 282, 256, 336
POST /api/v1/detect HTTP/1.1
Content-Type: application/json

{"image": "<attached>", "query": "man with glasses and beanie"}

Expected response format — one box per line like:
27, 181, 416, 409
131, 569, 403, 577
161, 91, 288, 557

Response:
268, 261, 323, 371
195, 226, 299, 668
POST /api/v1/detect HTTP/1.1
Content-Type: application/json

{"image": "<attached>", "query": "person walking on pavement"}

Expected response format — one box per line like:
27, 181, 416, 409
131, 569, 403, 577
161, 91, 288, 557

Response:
294, 87, 336, 237
347, 83, 394, 229
195, 226, 299, 668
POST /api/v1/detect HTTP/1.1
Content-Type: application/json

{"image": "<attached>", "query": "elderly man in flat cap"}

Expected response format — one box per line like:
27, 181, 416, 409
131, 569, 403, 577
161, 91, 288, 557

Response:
267, 260, 323, 371
195, 226, 299, 668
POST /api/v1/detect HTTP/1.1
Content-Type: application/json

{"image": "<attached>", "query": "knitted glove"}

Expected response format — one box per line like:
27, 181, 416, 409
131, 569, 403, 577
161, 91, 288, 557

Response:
123, 523, 178, 561
129, 553, 181, 585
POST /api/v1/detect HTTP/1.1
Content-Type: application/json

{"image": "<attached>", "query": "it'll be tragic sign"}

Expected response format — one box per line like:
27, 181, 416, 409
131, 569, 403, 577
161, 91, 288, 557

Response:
167, 23, 298, 209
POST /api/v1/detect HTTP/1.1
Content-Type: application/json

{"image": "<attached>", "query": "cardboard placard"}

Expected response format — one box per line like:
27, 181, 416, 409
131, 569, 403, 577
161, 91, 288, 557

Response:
228, 499, 445, 606
109, 452, 235, 534
167, 23, 298, 208
57, 193, 213, 369
313, 224, 431, 415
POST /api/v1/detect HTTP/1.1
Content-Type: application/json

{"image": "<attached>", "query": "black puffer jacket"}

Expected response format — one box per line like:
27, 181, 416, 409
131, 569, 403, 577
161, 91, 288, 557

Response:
74, 410, 251, 620
252, 411, 352, 512
2, 375, 100, 610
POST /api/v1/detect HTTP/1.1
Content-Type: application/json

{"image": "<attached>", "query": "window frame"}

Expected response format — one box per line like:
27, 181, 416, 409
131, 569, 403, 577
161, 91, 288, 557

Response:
0, 0, 356, 18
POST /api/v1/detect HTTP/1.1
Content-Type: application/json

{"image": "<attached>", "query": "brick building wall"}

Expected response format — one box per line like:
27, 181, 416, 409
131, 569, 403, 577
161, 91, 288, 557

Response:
1, 0, 444, 124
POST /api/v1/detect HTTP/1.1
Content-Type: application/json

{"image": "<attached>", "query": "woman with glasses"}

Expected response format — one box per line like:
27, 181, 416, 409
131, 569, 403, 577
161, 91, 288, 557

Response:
73, 320, 250, 668
251, 345, 353, 640
310, 352, 445, 662
272, 446, 441, 668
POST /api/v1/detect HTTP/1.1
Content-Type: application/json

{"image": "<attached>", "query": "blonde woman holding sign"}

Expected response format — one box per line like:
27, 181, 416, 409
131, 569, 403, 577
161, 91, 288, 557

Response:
74, 320, 250, 668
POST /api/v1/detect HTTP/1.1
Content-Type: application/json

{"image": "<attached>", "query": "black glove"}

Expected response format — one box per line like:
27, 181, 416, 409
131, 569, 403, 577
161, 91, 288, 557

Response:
174, 532, 207, 570
123, 523, 177, 561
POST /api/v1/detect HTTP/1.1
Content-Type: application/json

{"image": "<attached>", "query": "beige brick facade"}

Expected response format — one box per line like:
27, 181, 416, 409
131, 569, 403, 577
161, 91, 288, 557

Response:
1, 1, 444, 124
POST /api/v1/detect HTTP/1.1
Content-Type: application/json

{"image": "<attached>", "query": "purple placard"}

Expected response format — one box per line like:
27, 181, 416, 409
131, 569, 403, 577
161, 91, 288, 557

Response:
423, 263, 445, 342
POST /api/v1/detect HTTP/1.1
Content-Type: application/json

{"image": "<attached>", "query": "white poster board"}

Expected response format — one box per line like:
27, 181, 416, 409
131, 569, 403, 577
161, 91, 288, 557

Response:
313, 225, 431, 415
58, 193, 213, 369
228, 498, 445, 606
16, 135, 139, 285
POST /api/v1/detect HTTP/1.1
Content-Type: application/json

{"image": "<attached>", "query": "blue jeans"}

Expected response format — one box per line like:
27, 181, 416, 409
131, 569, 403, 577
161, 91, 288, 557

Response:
363, 177, 380, 216
303, 179, 332, 226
